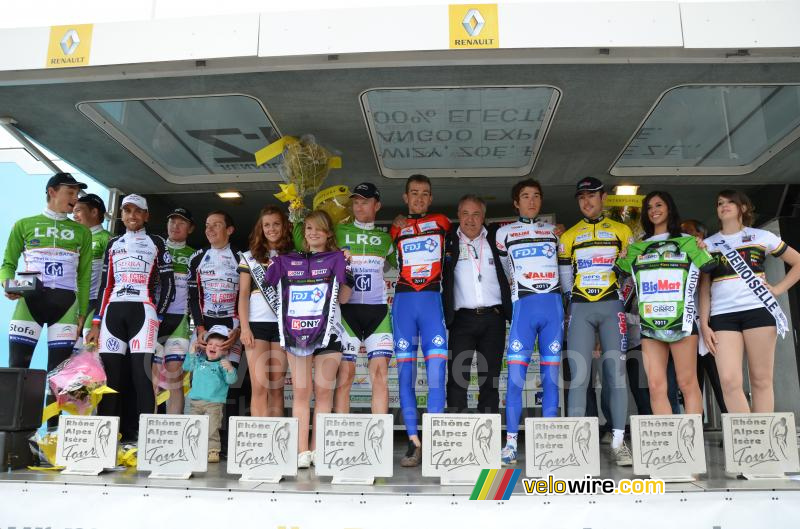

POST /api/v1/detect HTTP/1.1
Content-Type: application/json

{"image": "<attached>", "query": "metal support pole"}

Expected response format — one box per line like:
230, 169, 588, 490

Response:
0, 117, 62, 174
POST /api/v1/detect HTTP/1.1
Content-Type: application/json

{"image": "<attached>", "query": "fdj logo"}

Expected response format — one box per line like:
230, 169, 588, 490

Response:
403, 238, 438, 253
44, 261, 64, 277
642, 279, 681, 295
511, 244, 554, 259
291, 288, 325, 302
354, 274, 371, 292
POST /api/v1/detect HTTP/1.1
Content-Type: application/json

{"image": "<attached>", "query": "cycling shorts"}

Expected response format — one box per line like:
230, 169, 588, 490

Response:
250, 321, 280, 343
98, 301, 160, 354
154, 313, 191, 364
340, 303, 393, 362
709, 307, 775, 333
9, 288, 78, 350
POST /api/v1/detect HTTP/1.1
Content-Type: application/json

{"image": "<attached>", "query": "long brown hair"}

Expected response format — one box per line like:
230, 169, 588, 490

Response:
249, 206, 292, 262
302, 210, 338, 252
717, 189, 754, 227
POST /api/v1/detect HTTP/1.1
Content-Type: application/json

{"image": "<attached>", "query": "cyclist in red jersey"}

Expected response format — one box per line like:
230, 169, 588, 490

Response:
390, 174, 450, 467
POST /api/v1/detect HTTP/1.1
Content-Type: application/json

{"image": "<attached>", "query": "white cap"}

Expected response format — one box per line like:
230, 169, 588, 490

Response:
204, 325, 230, 341
121, 194, 148, 210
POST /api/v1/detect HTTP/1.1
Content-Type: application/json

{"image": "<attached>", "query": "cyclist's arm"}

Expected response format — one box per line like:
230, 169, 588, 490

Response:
557, 236, 574, 294
154, 237, 174, 315
187, 250, 203, 325
93, 240, 114, 326
76, 226, 93, 317
0, 220, 24, 285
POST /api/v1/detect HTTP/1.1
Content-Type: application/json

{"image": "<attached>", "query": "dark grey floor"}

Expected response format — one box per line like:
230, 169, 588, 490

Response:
4, 431, 799, 495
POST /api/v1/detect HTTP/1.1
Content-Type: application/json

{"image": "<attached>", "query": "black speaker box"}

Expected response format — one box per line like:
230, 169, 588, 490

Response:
0, 430, 36, 470
0, 368, 46, 431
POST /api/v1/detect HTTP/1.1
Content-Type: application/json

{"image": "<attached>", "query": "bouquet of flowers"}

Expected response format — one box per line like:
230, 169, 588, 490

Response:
256, 134, 342, 223
46, 348, 114, 417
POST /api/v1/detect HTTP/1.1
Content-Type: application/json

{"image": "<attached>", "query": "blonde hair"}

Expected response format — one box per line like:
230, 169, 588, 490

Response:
303, 210, 338, 252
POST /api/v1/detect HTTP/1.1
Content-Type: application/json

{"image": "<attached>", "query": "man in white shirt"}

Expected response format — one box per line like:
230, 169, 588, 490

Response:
442, 194, 512, 413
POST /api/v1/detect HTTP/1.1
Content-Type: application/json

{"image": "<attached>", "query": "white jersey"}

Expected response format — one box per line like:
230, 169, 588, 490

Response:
494, 218, 560, 301
705, 227, 787, 316
238, 250, 278, 323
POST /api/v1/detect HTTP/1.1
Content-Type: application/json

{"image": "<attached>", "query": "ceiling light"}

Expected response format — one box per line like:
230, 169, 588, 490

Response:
216, 191, 242, 199
613, 185, 639, 196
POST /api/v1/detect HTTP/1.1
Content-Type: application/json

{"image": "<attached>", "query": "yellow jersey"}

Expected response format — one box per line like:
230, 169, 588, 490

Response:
558, 216, 633, 302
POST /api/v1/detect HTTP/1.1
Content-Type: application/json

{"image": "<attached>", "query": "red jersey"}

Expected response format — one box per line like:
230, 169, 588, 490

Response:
390, 213, 451, 293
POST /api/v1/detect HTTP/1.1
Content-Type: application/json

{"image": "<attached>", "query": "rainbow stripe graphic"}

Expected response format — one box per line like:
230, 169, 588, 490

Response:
469, 469, 521, 500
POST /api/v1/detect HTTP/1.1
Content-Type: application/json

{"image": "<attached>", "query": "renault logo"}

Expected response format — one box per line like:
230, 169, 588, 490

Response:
461, 9, 485, 37
60, 29, 80, 55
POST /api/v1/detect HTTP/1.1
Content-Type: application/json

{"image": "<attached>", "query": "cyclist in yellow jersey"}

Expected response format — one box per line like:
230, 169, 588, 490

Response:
558, 177, 634, 466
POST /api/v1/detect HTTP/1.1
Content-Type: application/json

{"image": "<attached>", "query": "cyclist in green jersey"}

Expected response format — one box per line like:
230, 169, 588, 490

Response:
154, 207, 196, 414
334, 183, 395, 414
72, 193, 111, 343
1, 173, 92, 372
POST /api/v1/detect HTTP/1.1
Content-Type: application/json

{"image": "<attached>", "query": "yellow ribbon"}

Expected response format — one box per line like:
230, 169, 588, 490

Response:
117, 446, 138, 468
312, 185, 350, 210
274, 183, 305, 211
156, 390, 170, 406
41, 384, 117, 424
255, 136, 299, 167
184, 371, 191, 396
255, 135, 342, 170
604, 195, 644, 208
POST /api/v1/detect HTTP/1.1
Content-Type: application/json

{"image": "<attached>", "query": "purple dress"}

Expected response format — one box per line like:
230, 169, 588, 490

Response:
264, 251, 347, 356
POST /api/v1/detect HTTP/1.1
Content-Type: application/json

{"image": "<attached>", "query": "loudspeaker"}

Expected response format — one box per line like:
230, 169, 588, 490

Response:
0, 430, 36, 470
0, 368, 46, 431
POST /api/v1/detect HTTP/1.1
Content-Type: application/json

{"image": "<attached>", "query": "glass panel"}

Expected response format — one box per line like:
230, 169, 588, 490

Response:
362, 86, 560, 177
615, 85, 800, 171
79, 95, 282, 179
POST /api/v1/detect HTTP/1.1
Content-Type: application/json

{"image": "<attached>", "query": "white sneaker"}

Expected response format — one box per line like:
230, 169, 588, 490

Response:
610, 442, 633, 466
501, 444, 518, 466
298, 450, 312, 469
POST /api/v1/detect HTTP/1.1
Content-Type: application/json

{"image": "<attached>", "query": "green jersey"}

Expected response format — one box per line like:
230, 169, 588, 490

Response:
0, 210, 92, 316
616, 234, 715, 338
292, 221, 395, 304
89, 225, 112, 301
336, 221, 395, 304
166, 240, 196, 315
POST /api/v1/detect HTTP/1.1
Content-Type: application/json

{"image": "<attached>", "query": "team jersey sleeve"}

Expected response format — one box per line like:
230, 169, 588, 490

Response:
0, 219, 25, 283
237, 254, 249, 274
764, 231, 788, 257
614, 240, 641, 276
94, 237, 116, 324
384, 234, 397, 269
683, 236, 717, 273
187, 250, 204, 325
182, 352, 196, 372
438, 214, 452, 232
557, 231, 574, 294
75, 225, 93, 317
292, 223, 305, 251
493, 228, 512, 280
334, 252, 348, 285
154, 236, 175, 315
619, 223, 634, 255
264, 256, 282, 286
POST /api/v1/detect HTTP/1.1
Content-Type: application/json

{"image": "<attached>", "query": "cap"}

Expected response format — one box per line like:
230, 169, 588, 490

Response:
77, 193, 106, 214
167, 207, 194, 224
204, 325, 230, 341
575, 177, 605, 197
350, 182, 380, 201
121, 194, 148, 210
46, 172, 87, 190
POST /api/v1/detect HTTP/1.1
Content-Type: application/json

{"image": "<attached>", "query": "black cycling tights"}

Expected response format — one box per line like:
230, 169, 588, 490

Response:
97, 352, 156, 441
8, 288, 75, 371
